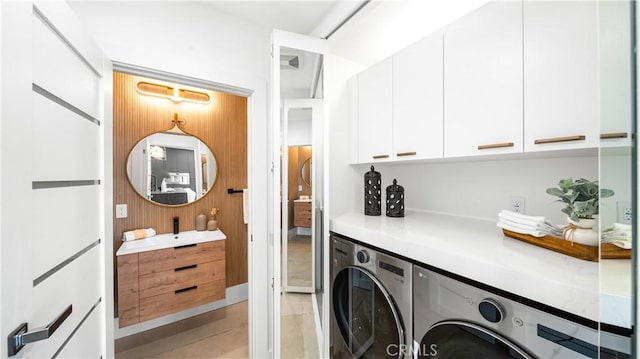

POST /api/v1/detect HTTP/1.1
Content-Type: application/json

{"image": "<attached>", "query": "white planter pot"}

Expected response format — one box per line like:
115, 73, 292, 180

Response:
564, 218, 598, 246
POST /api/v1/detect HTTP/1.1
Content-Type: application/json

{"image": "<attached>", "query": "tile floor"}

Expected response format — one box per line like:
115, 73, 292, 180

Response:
115, 295, 320, 358
286, 235, 313, 288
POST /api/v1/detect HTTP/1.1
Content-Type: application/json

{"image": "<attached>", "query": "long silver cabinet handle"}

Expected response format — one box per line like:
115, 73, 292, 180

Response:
8, 305, 72, 356
534, 135, 585, 145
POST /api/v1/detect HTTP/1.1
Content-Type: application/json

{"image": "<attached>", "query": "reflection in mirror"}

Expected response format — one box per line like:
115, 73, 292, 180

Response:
127, 130, 217, 206
301, 157, 312, 187
598, 0, 634, 355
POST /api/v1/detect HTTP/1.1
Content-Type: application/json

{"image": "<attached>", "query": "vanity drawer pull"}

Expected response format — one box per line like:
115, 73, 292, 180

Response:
174, 264, 197, 272
174, 243, 197, 250
175, 285, 198, 294
600, 132, 628, 139
372, 154, 389, 159
396, 151, 417, 157
534, 135, 585, 145
477, 142, 514, 150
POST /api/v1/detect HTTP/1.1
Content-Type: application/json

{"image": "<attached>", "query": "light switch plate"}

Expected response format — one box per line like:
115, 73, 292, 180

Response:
116, 204, 128, 218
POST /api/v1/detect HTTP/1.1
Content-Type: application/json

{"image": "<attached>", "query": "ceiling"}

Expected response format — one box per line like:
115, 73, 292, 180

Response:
200, 1, 350, 37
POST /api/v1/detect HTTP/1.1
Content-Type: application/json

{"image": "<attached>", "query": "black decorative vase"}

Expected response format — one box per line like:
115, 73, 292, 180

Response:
364, 166, 381, 216
386, 179, 404, 217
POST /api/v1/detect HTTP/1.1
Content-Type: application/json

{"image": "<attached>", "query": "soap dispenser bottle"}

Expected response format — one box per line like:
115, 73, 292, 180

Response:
173, 216, 179, 234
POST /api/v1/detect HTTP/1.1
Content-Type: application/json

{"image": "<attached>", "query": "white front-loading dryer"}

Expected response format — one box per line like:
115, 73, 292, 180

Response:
413, 264, 604, 358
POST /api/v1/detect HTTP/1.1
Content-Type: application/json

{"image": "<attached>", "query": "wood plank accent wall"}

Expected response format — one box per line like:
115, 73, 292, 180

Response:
286, 146, 312, 230
113, 72, 248, 296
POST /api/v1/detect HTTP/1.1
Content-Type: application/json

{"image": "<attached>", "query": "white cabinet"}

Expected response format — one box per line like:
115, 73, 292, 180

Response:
393, 29, 444, 161
599, 0, 632, 148
523, 1, 598, 152
443, 1, 523, 158
357, 58, 393, 162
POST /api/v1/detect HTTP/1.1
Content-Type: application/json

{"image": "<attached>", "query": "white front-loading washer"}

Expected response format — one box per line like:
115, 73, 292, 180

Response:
412, 264, 616, 358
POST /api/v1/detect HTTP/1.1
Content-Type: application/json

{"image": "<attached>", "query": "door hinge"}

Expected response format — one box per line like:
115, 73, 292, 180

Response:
270, 161, 274, 173
271, 277, 274, 288
251, 234, 253, 242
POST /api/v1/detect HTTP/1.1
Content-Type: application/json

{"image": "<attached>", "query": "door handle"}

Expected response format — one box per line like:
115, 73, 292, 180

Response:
8, 305, 72, 356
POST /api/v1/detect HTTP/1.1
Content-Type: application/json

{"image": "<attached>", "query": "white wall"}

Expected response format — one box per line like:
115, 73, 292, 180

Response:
287, 108, 312, 146
382, 154, 598, 225
68, 2, 272, 356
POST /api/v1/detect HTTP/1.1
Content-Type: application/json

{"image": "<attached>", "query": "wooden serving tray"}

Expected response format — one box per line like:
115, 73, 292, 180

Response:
502, 229, 599, 262
601, 243, 632, 260
502, 229, 632, 261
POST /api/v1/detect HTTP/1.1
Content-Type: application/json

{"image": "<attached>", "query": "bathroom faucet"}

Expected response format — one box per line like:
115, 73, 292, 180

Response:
173, 216, 179, 235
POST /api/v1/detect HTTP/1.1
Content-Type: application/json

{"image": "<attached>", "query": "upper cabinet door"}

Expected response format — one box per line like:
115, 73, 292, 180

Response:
599, 0, 632, 148
523, 1, 598, 152
358, 58, 393, 163
393, 29, 444, 161
444, 1, 523, 158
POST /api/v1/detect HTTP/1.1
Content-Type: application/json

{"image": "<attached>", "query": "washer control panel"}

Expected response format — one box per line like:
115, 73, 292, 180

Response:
478, 298, 505, 324
356, 249, 370, 264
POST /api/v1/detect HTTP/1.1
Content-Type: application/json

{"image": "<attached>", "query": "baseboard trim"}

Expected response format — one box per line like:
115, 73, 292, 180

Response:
114, 283, 248, 339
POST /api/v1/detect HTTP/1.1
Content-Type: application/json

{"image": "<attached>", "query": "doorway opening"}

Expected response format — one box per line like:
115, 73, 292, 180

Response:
110, 66, 251, 357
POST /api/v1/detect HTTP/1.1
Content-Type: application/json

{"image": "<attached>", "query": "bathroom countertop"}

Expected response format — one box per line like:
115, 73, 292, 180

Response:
116, 229, 226, 256
330, 210, 628, 328
293, 198, 312, 203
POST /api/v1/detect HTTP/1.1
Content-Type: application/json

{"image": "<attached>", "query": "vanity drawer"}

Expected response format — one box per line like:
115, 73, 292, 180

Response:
139, 260, 225, 299
139, 279, 225, 322
294, 202, 312, 228
138, 240, 225, 275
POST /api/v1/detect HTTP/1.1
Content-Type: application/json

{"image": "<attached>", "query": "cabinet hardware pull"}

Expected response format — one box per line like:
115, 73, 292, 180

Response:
396, 152, 417, 157
372, 154, 389, 159
477, 142, 514, 150
174, 264, 198, 272
600, 132, 628, 139
175, 285, 198, 294
534, 135, 585, 145
174, 243, 197, 250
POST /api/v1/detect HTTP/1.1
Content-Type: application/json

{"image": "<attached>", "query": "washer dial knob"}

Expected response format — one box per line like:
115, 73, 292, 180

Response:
479, 298, 505, 323
356, 250, 370, 264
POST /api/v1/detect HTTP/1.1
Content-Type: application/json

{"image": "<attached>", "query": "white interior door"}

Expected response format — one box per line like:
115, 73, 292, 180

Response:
270, 29, 327, 358
1, 2, 107, 357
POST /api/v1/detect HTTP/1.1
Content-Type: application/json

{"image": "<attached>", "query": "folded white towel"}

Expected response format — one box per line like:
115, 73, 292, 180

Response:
601, 236, 632, 249
497, 221, 547, 237
123, 228, 156, 242
243, 188, 249, 225
497, 210, 563, 237
602, 223, 632, 233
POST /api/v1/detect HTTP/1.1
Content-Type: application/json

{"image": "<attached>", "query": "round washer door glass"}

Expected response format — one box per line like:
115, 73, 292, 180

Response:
418, 321, 534, 359
333, 266, 406, 358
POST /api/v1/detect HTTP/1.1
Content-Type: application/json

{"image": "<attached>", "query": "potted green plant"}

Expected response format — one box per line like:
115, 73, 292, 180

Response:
546, 178, 614, 245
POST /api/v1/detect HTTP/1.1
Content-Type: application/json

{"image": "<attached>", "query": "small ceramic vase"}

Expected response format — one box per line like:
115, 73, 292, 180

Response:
207, 219, 218, 231
563, 217, 598, 246
196, 214, 207, 231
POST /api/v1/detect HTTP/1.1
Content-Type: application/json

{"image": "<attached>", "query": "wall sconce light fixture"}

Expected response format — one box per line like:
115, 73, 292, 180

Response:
136, 81, 211, 104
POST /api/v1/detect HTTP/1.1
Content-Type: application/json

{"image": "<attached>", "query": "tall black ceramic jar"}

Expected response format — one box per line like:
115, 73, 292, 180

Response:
386, 178, 404, 217
364, 166, 381, 216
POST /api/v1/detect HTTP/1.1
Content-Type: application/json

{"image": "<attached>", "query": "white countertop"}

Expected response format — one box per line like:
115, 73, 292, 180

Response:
116, 229, 226, 256
293, 198, 312, 203
330, 210, 629, 327
600, 259, 632, 328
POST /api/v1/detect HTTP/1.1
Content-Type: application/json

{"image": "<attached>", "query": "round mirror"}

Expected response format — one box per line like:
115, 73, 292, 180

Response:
301, 157, 311, 187
127, 131, 217, 206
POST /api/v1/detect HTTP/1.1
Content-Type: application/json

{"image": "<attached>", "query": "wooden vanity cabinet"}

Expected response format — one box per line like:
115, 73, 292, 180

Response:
117, 240, 225, 327
293, 202, 312, 228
